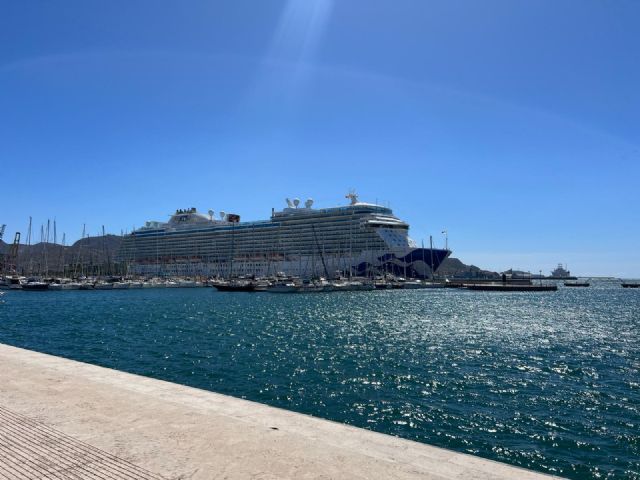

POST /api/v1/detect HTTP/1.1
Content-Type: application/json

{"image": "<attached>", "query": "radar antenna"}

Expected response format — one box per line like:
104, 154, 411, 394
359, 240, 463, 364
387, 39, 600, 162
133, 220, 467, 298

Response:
293, 198, 300, 208
345, 190, 359, 205
208, 210, 214, 221
304, 198, 314, 209
286, 198, 294, 208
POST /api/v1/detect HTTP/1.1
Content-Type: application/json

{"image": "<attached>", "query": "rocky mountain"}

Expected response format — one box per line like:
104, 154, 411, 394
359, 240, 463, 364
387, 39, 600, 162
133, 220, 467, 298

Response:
437, 257, 498, 278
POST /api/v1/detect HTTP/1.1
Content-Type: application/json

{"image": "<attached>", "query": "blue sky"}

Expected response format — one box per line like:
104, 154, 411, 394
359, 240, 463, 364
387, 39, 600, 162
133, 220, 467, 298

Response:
1, 0, 639, 276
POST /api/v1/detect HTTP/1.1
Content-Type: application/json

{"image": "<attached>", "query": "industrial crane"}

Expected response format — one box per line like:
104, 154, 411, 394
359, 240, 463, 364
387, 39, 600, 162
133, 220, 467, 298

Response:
2, 229, 20, 274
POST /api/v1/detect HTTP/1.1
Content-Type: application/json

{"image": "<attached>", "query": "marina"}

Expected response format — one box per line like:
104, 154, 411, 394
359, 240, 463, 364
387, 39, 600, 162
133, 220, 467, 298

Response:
5, 274, 638, 293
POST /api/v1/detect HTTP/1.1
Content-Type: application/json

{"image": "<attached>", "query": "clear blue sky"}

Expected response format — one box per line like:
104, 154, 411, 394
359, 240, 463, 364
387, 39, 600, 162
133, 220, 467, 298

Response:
1, 1, 639, 277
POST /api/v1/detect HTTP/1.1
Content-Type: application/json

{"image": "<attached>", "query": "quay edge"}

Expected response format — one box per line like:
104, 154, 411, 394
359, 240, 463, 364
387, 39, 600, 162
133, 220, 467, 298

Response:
0, 343, 562, 479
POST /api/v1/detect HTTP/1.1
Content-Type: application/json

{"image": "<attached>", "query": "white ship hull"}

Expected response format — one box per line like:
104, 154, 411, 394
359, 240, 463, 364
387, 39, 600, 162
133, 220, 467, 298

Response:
127, 249, 440, 280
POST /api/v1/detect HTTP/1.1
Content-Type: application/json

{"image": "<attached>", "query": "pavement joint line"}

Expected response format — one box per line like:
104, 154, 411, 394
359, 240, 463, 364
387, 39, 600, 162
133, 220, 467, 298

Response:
0, 406, 164, 480
0, 408, 156, 480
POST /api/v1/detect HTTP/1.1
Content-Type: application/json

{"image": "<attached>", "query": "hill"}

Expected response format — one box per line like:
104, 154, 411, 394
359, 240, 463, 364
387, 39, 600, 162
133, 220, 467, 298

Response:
1, 235, 123, 275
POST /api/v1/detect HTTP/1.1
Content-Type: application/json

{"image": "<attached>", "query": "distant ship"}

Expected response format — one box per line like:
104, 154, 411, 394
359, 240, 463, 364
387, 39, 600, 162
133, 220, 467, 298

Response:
117, 193, 451, 279
550, 264, 576, 280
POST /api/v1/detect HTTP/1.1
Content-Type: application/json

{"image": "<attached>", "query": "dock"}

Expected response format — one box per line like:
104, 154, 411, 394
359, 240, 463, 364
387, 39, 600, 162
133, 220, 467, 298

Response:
465, 283, 558, 292
0, 343, 560, 479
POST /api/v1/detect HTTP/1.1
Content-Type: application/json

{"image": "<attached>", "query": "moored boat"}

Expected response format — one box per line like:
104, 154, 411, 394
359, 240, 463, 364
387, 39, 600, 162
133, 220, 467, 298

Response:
1, 276, 24, 290
213, 282, 256, 292
266, 282, 300, 293
22, 282, 49, 291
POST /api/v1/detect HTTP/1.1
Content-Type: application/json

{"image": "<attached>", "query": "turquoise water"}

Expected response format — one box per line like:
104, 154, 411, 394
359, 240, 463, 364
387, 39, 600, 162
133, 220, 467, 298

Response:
1, 280, 638, 479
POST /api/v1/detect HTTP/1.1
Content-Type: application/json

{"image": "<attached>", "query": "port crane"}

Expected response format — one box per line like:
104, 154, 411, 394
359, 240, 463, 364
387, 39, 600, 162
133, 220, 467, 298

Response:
2, 230, 20, 274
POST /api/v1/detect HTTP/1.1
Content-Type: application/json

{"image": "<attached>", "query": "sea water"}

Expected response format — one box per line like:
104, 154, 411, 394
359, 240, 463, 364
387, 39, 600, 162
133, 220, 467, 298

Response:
1, 280, 638, 479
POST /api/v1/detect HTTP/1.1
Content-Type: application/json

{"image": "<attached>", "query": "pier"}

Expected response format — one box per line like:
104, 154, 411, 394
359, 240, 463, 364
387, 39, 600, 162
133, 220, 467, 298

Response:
0, 343, 559, 479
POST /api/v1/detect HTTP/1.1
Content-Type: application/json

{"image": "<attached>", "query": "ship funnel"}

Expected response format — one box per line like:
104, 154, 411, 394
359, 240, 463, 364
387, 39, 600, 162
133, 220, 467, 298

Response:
293, 198, 300, 208
305, 198, 314, 208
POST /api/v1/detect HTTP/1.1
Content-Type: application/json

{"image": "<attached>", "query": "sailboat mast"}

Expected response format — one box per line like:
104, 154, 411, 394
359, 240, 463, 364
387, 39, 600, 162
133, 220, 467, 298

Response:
45, 219, 50, 276
74, 223, 85, 278
27, 216, 32, 246
61, 232, 66, 276
102, 225, 108, 276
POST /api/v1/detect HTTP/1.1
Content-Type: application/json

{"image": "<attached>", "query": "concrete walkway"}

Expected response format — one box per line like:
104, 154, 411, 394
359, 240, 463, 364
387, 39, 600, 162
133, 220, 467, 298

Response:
0, 405, 163, 479
0, 344, 560, 479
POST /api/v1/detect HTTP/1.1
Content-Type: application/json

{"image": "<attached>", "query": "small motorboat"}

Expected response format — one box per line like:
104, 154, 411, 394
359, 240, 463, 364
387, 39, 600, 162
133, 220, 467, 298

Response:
214, 283, 256, 292
212, 280, 256, 292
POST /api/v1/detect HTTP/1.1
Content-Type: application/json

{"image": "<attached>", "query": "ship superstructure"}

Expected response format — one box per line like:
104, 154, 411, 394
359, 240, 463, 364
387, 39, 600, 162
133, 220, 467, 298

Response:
117, 193, 451, 278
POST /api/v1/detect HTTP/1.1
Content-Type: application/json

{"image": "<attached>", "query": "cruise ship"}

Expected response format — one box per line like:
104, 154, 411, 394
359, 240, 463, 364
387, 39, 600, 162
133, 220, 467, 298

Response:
117, 193, 451, 279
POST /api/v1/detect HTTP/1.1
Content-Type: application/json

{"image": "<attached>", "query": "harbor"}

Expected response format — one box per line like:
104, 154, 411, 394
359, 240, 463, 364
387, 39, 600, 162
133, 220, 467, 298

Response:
2, 1, 639, 477
1, 278, 638, 478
